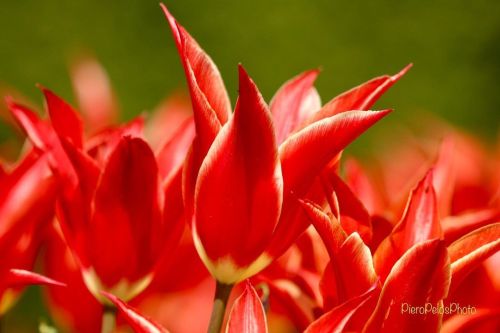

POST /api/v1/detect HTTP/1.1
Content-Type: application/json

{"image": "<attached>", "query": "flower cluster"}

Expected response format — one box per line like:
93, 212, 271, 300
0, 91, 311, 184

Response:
0, 4, 498, 333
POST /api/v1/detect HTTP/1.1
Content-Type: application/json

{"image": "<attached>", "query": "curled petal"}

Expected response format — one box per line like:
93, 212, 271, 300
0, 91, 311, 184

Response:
304, 64, 411, 124
364, 240, 450, 333
194, 66, 282, 280
102, 292, 169, 333
301, 199, 377, 309
300, 200, 346, 257
448, 223, 500, 291
323, 171, 372, 243
226, 281, 268, 333
318, 232, 378, 309
270, 69, 320, 143
374, 170, 441, 281
334, 234, 378, 303
279, 109, 391, 197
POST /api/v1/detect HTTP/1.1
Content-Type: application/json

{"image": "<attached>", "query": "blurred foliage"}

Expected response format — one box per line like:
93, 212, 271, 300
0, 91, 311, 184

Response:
0, 0, 499, 328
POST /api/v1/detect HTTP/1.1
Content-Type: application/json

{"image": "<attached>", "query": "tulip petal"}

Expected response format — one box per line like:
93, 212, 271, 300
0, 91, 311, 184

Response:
161, 4, 229, 220
0, 154, 55, 246
323, 171, 372, 243
300, 200, 347, 257
364, 239, 450, 333
194, 66, 282, 278
448, 223, 500, 291
442, 209, 500, 245
56, 138, 101, 252
267, 109, 390, 260
156, 117, 195, 183
335, 233, 378, 303
102, 292, 169, 333
89, 136, 161, 286
86, 116, 145, 166
6, 99, 78, 185
258, 276, 315, 331
161, 4, 229, 138
270, 70, 320, 144
41, 87, 84, 149
305, 64, 411, 124
374, 170, 441, 281
5, 269, 65, 288
226, 281, 268, 333
305, 286, 376, 333
300, 200, 377, 309
6, 98, 50, 151
344, 158, 380, 215
279, 109, 391, 198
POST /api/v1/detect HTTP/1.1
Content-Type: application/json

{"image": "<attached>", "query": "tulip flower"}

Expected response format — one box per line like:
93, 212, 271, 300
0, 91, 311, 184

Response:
299, 163, 500, 332
1, 4, 498, 332
161, 5, 408, 331
7, 83, 194, 332
161, 2, 401, 284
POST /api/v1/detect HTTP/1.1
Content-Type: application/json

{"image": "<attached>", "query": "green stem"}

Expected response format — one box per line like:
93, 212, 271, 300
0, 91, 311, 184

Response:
101, 305, 116, 333
207, 281, 234, 333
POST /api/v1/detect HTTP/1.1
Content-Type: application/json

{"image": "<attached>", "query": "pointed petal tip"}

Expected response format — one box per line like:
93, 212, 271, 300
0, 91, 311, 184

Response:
365, 108, 393, 119
237, 64, 259, 96
35, 82, 46, 91
159, 3, 172, 22
238, 63, 248, 78
8, 269, 66, 288
160, 2, 181, 44
392, 63, 413, 80
4, 95, 15, 106
422, 167, 434, 184
36, 84, 57, 100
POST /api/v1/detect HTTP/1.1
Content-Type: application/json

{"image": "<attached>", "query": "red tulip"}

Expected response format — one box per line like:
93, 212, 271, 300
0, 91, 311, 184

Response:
7, 87, 193, 304
162, 4, 401, 284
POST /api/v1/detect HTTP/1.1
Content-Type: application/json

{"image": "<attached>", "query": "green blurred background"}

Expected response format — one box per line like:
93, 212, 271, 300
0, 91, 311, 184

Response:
0, 0, 499, 330
1, 0, 499, 140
